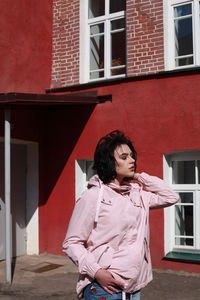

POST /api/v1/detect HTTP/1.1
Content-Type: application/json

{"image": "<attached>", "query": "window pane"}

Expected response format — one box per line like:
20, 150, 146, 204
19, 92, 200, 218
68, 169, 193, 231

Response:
110, 0, 125, 13
90, 23, 104, 35
90, 70, 104, 79
90, 25, 104, 72
172, 161, 195, 184
111, 67, 126, 76
89, 0, 105, 18
175, 237, 193, 246
174, 17, 193, 57
175, 205, 193, 237
175, 193, 194, 243
175, 56, 193, 67
174, 4, 192, 17
111, 18, 125, 30
179, 192, 193, 203
111, 31, 126, 66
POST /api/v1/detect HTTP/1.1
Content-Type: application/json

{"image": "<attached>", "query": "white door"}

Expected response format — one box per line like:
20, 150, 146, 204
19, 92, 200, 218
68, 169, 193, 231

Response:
0, 142, 27, 259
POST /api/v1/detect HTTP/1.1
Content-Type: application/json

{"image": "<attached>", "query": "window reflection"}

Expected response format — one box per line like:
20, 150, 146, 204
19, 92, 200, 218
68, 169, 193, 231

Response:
172, 161, 195, 184
174, 4, 193, 67
175, 192, 194, 246
90, 23, 104, 79
110, 0, 125, 13
88, 0, 105, 18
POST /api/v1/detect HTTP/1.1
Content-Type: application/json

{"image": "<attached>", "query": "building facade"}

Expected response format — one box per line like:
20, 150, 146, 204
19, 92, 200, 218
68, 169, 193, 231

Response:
0, 0, 200, 276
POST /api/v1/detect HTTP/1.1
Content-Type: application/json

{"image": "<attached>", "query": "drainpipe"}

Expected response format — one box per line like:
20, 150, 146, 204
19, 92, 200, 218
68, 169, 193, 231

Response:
4, 109, 11, 283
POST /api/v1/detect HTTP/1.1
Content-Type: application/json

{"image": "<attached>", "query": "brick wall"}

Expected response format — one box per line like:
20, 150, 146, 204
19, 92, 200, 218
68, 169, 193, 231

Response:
126, 0, 164, 76
51, 0, 80, 88
51, 0, 164, 88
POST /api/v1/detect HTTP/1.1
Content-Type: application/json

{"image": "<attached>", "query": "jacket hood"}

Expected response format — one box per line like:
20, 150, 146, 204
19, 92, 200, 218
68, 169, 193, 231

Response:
88, 175, 143, 216
87, 174, 103, 189
88, 174, 142, 194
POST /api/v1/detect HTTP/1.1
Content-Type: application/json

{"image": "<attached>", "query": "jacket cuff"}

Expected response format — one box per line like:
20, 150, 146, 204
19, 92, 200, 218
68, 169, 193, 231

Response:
82, 262, 102, 279
137, 172, 151, 185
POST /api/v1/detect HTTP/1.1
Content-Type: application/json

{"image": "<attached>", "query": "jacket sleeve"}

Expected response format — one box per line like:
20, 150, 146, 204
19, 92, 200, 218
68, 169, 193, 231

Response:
137, 172, 180, 209
62, 188, 102, 279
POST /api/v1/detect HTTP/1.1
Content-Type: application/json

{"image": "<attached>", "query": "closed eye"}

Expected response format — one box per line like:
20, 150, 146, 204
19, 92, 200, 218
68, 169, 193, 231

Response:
120, 155, 128, 160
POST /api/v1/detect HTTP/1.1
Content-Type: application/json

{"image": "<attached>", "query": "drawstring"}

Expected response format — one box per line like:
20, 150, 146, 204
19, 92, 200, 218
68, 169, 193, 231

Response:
94, 185, 104, 223
122, 291, 133, 300
122, 291, 126, 300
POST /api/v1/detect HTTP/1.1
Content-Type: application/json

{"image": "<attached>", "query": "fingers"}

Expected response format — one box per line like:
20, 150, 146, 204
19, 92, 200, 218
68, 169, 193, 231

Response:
103, 285, 119, 294
103, 279, 124, 294
112, 279, 125, 288
103, 286, 113, 294
109, 285, 120, 293
95, 269, 125, 294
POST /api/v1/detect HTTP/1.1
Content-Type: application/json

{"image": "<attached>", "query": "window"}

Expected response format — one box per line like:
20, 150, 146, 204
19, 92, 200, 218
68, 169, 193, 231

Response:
164, 0, 200, 70
75, 159, 96, 200
80, 0, 126, 82
164, 151, 200, 255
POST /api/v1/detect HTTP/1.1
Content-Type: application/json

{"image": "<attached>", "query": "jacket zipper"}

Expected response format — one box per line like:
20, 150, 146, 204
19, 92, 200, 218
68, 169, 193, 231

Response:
97, 246, 109, 263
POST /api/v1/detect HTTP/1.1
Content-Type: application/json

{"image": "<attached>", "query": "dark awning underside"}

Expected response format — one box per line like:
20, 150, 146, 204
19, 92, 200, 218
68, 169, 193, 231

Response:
0, 91, 112, 107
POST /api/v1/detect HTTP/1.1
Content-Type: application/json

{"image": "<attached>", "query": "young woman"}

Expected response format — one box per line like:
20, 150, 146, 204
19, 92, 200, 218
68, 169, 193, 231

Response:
63, 130, 179, 300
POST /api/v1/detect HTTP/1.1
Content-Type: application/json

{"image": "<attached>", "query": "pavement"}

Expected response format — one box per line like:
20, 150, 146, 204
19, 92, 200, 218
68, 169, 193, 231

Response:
0, 254, 200, 300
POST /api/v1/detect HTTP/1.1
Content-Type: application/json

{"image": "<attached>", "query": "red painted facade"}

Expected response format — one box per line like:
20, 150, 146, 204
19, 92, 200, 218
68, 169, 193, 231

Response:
0, 0, 52, 93
0, 0, 200, 276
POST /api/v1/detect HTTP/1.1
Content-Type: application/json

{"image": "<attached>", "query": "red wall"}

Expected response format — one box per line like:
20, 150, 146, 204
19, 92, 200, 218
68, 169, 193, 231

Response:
41, 72, 200, 274
0, 0, 52, 93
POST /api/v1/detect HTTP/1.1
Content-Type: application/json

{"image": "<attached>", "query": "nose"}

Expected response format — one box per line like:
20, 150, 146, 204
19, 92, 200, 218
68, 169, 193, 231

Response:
130, 156, 135, 163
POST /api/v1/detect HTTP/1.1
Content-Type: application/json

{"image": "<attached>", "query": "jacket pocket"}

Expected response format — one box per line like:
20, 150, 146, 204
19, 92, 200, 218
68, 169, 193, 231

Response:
110, 245, 142, 280
93, 244, 115, 269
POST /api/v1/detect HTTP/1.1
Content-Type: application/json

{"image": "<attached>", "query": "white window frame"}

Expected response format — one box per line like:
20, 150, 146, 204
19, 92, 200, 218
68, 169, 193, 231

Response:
75, 159, 95, 200
164, 150, 200, 255
164, 0, 200, 70
80, 0, 126, 83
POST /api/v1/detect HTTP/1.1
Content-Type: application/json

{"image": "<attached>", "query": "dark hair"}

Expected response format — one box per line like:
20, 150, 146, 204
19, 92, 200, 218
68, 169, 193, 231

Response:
93, 130, 137, 184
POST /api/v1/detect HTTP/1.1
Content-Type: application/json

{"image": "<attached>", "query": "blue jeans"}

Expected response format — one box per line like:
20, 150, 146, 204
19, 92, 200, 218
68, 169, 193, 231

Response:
83, 281, 141, 300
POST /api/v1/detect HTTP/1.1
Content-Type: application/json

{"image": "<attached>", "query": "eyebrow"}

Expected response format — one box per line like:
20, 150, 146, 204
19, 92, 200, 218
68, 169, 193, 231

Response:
116, 151, 133, 156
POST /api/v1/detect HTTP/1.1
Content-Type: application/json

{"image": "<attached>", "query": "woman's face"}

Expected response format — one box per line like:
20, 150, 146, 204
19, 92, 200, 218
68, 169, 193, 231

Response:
113, 144, 135, 185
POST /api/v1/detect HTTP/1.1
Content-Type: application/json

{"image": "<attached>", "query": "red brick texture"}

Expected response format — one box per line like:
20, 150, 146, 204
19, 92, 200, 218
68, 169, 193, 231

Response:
126, 0, 164, 76
51, 0, 80, 88
51, 0, 164, 88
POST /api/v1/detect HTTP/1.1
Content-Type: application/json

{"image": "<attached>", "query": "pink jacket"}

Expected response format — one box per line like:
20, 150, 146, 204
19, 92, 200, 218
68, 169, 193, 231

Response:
63, 172, 179, 297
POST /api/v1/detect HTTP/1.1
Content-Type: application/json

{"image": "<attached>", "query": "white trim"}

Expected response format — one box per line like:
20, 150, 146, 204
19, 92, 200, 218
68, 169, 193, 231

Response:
164, 150, 200, 254
163, 155, 174, 253
0, 137, 39, 255
80, 0, 90, 83
195, 190, 200, 249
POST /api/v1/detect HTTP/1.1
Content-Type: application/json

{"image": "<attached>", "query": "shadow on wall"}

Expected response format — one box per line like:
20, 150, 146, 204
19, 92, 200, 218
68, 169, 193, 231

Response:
39, 105, 96, 206
0, 104, 95, 259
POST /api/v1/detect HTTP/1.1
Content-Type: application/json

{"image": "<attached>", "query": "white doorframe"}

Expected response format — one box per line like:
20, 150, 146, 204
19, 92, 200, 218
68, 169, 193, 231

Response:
26, 142, 39, 254
0, 138, 39, 255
